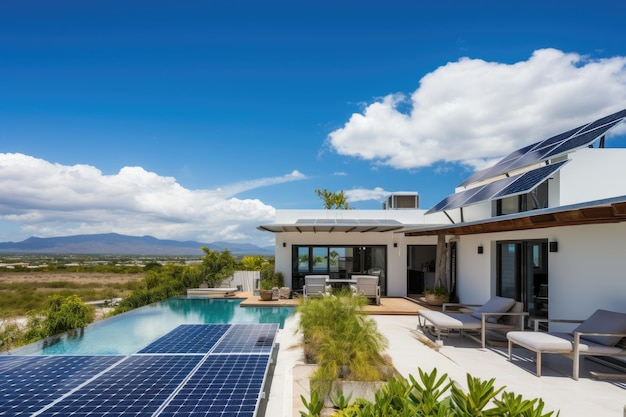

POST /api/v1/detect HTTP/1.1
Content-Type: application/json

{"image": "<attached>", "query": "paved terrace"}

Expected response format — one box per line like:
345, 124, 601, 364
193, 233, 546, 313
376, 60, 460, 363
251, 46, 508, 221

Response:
238, 295, 626, 417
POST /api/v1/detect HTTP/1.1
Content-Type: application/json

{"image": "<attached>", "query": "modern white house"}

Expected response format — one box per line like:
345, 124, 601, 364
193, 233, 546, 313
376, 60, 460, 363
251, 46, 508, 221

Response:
258, 108, 626, 325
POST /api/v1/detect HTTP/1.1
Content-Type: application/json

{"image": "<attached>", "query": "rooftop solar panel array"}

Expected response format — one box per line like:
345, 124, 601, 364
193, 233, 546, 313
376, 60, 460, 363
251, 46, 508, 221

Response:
0, 323, 278, 417
458, 108, 626, 187
427, 161, 568, 214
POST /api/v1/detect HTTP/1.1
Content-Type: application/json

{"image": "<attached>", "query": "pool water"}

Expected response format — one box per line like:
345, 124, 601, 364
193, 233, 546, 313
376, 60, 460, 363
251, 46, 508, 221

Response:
16, 297, 295, 355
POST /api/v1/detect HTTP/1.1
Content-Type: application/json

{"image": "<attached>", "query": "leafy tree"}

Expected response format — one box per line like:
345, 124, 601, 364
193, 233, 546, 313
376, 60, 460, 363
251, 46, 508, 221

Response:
23, 294, 94, 343
200, 247, 236, 287
315, 189, 351, 209
241, 255, 269, 271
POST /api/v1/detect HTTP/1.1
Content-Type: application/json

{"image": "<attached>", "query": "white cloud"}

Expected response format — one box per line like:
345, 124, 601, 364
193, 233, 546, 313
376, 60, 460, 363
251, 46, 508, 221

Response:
328, 48, 626, 171
0, 153, 306, 245
344, 187, 389, 203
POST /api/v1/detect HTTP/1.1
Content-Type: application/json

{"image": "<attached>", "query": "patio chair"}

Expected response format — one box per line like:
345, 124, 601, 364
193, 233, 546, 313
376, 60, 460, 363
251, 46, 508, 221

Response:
350, 275, 381, 305
507, 309, 626, 380
418, 296, 528, 348
303, 275, 331, 299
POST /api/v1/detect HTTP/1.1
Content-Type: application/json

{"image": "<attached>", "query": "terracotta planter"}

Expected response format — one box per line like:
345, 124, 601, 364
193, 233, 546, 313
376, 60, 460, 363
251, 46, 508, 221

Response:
259, 290, 273, 301
425, 293, 448, 306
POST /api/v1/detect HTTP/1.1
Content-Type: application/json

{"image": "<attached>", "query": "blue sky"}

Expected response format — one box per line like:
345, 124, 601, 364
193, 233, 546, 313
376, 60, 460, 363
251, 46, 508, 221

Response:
1, 1, 626, 247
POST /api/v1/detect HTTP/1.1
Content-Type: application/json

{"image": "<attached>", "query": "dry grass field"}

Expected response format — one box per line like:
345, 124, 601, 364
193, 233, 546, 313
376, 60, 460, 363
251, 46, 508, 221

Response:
0, 271, 145, 317
0, 271, 144, 285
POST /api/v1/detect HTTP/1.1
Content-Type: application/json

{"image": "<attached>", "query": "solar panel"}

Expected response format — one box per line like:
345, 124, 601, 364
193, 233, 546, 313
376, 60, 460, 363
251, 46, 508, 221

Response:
457, 108, 626, 187
1, 324, 280, 417
213, 323, 278, 354
544, 119, 622, 159
157, 354, 270, 417
138, 324, 230, 354
0, 356, 123, 417
38, 355, 202, 417
427, 161, 568, 214
493, 160, 568, 199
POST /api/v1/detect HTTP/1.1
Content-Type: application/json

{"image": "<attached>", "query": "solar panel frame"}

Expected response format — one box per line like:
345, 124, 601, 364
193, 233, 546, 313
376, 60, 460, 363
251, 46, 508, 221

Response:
157, 354, 271, 417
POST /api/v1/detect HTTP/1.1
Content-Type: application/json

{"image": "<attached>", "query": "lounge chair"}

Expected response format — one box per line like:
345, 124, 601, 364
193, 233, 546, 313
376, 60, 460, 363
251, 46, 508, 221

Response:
303, 275, 331, 299
418, 296, 528, 348
350, 275, 381, 305
507, 309, 626, 380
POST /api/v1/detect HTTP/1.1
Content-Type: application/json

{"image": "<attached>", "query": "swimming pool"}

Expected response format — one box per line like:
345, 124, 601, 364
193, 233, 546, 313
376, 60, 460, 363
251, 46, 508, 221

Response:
13, 296, 295, 355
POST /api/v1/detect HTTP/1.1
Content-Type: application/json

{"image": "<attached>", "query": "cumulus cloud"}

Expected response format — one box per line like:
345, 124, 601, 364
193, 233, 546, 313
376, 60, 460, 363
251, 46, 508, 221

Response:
328, 48, 626, 171
0, 153, 306, 244
344, 187, 389, 203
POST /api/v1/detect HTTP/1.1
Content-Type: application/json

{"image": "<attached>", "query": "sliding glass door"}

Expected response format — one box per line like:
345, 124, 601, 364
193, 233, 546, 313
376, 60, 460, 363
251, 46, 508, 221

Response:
497, 240, 548, 322
292, 245, 387, 294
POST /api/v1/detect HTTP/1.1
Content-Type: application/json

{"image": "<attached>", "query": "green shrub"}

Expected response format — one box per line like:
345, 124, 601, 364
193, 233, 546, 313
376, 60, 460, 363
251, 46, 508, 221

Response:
297, 290, 391, 395
325, 368, 559, 417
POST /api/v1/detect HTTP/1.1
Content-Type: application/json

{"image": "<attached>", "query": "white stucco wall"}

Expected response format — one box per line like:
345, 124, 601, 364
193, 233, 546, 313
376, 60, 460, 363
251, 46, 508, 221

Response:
273, 230, 437, 297
559, 148, 626, 205
454, 222, 626, 325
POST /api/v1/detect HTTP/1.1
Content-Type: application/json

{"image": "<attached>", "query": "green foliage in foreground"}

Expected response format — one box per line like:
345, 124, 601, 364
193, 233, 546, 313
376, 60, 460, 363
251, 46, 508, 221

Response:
302, 368, 559, 417
0, 294, 95, 351
297, 290, 391, 396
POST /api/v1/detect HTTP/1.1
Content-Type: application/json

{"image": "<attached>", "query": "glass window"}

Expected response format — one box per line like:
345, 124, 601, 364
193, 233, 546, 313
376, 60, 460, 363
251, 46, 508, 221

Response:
312, 247, 328, 272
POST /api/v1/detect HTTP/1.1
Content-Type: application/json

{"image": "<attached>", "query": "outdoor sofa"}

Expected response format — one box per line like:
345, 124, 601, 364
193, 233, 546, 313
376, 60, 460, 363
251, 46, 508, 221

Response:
418, 296, 528, 348
507, 309, 626, 380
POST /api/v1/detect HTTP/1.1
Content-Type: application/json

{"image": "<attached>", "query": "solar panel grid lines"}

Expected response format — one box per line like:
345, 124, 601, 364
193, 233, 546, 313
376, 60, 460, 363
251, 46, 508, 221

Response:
156, 354, 270, 417
35, 355, 203, 417
137, 324, 231, 354
493, 160, 569, 199
0, 356, 124, 417
545, 119, 623, 159
211, 323, 279, 355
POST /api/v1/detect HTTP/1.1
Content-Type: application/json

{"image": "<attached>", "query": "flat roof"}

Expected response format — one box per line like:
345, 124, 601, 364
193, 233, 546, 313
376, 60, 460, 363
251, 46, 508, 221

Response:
258, 218, 423, 233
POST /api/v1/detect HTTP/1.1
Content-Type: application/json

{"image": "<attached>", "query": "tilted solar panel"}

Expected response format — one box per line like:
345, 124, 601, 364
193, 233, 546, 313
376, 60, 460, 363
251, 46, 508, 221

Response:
427, 161, 568, 214
157, 354, 270, 417
38, 355, 202, 417
0, 356, 123, 417
457, 108, 626, 188
493, 160, 568, 199
212, 323, 278, 354
138, 324, 230, 354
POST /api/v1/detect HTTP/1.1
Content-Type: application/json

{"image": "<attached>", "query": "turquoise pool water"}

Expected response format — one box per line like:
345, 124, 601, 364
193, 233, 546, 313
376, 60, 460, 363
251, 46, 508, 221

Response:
16, 296, 295, 355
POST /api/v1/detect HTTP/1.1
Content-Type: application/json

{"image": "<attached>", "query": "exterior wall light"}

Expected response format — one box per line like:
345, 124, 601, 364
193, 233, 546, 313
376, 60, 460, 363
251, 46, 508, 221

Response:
549, 241, 558, 252
477, 245, 484, 254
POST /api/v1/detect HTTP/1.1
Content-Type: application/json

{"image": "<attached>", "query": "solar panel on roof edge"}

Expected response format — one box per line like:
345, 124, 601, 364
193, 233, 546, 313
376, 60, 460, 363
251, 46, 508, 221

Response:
456, 108, 626, 188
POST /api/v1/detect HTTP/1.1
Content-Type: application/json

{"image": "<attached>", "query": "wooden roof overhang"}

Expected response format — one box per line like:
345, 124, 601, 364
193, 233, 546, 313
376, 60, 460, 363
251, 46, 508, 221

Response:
404, 197, 626, 237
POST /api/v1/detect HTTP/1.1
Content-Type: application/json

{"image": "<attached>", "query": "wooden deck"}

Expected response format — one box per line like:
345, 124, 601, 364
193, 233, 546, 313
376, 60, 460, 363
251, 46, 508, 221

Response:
189, 290, 440, 315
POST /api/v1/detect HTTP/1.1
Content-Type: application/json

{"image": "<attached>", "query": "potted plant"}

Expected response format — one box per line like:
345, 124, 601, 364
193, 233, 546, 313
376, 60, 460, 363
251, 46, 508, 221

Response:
259, 265, 278, 301
424, 286, 449, 306
259, 278, 274, 301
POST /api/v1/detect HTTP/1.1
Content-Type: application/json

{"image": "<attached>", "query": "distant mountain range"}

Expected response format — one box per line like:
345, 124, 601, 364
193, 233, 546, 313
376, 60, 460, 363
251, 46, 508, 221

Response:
0, 233, 274, 256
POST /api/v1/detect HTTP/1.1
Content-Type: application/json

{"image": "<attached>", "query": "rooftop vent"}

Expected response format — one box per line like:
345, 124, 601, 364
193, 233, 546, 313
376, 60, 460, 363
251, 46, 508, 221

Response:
383, 192, 419, 210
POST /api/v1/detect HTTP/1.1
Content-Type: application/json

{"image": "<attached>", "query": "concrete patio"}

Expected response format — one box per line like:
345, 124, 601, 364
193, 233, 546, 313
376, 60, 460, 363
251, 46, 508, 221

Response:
267, 314, 626, 417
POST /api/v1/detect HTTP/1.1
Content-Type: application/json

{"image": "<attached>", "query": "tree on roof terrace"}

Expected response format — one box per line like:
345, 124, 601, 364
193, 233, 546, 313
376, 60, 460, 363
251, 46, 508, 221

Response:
315, 188, 351, 209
